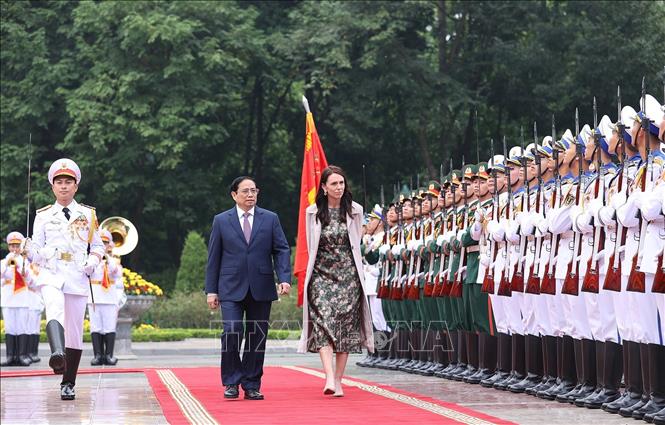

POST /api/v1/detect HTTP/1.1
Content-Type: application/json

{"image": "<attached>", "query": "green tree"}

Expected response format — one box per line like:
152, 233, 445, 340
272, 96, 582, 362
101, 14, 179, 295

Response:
175, 231, 207, 293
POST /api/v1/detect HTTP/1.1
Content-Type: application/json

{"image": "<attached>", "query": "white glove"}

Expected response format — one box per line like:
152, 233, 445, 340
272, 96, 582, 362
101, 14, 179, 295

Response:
83, 255, 100, 275
610, 191, 627, 211
34, 246, 56, 265
379, 244, 390, 256
391, 244, 404, 256
536, 217, 549, 235
436, 235, 445, 246
597, 206, 615, 227
474, 209, 484, 223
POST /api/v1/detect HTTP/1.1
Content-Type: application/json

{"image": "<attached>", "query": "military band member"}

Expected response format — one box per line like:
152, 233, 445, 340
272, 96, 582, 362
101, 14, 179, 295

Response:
1, 231, 34, 367
25, 158, 105, 400
88, 229, 124, 366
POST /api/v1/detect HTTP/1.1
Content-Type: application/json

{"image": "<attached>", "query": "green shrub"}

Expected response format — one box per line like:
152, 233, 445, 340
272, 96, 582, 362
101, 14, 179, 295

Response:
140, 291, 214, 328
175, 231, 208, 293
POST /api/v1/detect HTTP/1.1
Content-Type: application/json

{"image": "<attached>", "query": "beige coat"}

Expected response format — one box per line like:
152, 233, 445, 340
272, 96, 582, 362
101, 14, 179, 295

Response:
297, 201, 374, 353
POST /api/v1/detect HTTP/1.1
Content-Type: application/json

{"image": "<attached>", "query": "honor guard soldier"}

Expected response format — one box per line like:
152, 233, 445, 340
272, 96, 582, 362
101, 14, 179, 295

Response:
25, 158, 104, 400
88, 229, 124, 366
1, 231, 34, 367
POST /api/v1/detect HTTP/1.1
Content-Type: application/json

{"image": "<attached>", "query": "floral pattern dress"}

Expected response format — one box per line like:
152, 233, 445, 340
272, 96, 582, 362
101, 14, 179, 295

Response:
307, 208, 363, 353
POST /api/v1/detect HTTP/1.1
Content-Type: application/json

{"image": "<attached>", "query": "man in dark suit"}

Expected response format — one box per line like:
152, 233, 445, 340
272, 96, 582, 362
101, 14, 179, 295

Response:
205, 176, 292, 400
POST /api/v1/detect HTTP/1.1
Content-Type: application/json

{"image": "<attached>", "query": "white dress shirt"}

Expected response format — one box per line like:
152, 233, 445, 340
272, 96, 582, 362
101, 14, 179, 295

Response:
236, 206, 255, 229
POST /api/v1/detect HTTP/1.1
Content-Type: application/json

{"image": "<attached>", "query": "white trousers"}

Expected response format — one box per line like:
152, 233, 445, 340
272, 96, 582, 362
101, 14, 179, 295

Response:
560, 289, 593, 340
505, 292, 525, 335
546, 280, 566, 337
29, 309, 41, 335
1, 307, 29, 335
40, 286, 87, 350
367, 295, 390, 332
584, 276, 619, 343
613, 275, 632, 343
88, 304, 119, 334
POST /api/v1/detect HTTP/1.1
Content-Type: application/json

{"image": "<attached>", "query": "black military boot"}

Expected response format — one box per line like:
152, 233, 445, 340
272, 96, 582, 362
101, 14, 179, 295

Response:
605, 340, 643, 413
394, 330, 411, 370
575, 340, 605, 407
648, 407, 665, 425
1, 334, 18, 366
16, 334, 32, 366
529, 335, 557, 395
103, 333, 118, 366
620, 342, 651, 417
631, 343, 665, 420
60, 348, 82, 400
416, 329, 436, 375
482, 332, 510, 387
28, 334, 41, 363
496, 334, 525, 391
45, 320, 66, 374
90, 333, 104, 366
585, 341, 622, 408
460, 331, 479, 382
467, 333, 496, 384
436, 330, 458, 378
381, 331, 400, 370
540, 336, 576, 400
509, 334, 543, 393
449, 330, 469, 381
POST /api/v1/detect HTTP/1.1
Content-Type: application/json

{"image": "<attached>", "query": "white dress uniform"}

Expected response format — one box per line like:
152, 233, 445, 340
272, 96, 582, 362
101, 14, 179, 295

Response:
88, 253, 123, 334
28, 158, 104, 399
363, 231, 389, 332
31, 198, 105, 349
1, 252, 32, 335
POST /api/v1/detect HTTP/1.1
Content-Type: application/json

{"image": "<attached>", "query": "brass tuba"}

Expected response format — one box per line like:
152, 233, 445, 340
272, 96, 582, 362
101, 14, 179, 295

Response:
100, 216, 138, 257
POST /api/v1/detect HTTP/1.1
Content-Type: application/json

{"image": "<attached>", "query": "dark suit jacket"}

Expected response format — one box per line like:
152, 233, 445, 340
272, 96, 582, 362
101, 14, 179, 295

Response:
205, 206, 291, 302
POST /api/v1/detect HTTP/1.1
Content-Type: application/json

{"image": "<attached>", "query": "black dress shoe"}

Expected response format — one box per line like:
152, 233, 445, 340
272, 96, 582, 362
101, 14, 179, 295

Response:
584, 388, 621, 409
60, 382, 75, 400
651, 407, 665, 425
645, 407, 665, 424
244, 389, 264, 400
603, 391, 642, 414
224, 385, 239, 399
633, 399, 665, 420
481, 370, 509, 388
619, 397, 648, 417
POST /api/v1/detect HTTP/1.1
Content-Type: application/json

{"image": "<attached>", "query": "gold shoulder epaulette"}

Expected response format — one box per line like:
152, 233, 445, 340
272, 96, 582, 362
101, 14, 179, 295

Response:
79, 203, 96, 210
36, 205, 52, 213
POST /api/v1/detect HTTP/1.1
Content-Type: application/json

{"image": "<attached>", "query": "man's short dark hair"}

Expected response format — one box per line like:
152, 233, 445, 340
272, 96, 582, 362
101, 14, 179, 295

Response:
229, 176, 256, 194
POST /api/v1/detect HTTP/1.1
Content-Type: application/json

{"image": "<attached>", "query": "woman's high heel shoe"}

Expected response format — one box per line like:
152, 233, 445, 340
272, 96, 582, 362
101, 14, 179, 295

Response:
323, 387, 335, 395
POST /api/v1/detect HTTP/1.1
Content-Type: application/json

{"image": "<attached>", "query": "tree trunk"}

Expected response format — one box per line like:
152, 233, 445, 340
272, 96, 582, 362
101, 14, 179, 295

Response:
244, 77, 258, 175
252, 77, 264, 180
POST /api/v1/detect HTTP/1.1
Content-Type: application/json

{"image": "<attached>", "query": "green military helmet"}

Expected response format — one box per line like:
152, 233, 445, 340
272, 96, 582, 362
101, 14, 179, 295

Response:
450, 169, 462, 186
476, 162, 490, 180
417, 187, 427, 199
427, 180, 442, 197
463, 163, 477, 180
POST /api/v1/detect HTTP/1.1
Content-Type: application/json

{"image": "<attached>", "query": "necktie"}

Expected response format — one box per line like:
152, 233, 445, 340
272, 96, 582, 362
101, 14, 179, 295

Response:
63, 207, 71, 221
242, 212, 252, 243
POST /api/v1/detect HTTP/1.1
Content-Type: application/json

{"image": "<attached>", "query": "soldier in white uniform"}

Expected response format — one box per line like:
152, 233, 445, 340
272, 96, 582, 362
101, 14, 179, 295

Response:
88, 229, 124, 366
26, 260, 44, 364
1, 231, 33, 367
24, 158, 104, 400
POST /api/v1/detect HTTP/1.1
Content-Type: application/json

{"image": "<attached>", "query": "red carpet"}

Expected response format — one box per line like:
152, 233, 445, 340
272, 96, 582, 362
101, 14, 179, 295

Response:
145, 366, 516, 425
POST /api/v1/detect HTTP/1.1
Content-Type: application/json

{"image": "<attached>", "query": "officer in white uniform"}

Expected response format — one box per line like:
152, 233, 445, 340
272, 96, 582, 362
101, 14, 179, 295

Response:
25, 158, 104, 400
88, 228, 124, 366
1, 231, 33, 366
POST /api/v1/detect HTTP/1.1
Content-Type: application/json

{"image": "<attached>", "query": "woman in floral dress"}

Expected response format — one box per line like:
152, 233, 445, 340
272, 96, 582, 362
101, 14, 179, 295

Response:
297, 165, 374, 397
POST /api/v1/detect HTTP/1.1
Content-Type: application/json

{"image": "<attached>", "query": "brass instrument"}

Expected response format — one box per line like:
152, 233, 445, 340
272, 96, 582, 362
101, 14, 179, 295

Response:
100, 216, 138, 257
7, 254, 18, 267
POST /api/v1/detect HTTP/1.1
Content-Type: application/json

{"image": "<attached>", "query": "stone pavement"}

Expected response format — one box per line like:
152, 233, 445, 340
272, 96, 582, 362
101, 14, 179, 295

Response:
1, 339, 631, 424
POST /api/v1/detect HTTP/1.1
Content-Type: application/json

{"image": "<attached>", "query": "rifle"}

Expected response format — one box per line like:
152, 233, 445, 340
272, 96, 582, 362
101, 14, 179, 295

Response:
405, 176, 422, 300
441, 158, 457, 297
627, 77, 653, 292
434, 163, 449, 297
526, 122, 544, 294
390, 187, 405, 300
377, 185, 391, 298
562, 108, 584, 296
604, 86, 627, 291
541, 117, 560, 295
450, 157, 468, 298
21, 134, 32, 276
497, 136, 513, 296
510, 127, 528, 293
582, 97, 604, 293
424, 166, 441, 297
482, 139, 499, 294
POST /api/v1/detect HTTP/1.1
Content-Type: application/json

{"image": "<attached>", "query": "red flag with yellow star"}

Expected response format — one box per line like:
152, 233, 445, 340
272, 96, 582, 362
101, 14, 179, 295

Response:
294, 111, 328, 307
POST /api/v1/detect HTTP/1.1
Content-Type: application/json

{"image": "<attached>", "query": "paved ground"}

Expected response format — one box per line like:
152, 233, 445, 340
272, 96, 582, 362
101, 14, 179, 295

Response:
1, 339, 632, 424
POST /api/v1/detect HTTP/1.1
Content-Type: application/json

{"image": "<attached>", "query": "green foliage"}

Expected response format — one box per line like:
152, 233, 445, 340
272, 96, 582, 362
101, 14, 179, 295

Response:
2, 0, 664, 274
175, 231, 207, 293
139, 291, 214, 328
